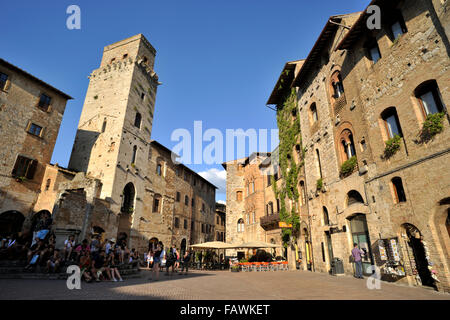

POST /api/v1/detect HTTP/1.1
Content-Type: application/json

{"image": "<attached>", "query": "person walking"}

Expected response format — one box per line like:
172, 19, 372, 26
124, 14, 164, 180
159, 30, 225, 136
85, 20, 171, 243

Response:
351, 243, 364, 279
149, 242, 163, 281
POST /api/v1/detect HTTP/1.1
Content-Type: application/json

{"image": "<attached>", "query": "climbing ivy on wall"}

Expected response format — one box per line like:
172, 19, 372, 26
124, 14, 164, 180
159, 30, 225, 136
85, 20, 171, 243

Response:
273, 87, 304, 247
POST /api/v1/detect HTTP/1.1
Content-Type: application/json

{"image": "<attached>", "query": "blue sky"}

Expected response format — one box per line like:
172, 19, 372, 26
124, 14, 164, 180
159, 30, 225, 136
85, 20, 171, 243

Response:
1, 0, 367, 201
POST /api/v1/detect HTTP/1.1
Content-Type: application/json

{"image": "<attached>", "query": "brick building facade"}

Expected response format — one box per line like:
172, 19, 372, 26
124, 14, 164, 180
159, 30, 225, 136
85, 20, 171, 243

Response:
267, 0, 450, 292
0, 59, 71, 236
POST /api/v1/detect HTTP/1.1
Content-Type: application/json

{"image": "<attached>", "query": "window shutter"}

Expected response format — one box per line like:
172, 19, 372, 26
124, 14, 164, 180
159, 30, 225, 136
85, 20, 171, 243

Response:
11, 156, 21, 176
26, 160, 38, 180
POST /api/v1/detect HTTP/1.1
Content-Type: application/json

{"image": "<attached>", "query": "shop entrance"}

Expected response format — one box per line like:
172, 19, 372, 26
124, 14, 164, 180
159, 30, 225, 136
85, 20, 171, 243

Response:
349, 214, 374, 276
402, 224, 435, 288
303, 228, 312, 271
325, 231, 334, 266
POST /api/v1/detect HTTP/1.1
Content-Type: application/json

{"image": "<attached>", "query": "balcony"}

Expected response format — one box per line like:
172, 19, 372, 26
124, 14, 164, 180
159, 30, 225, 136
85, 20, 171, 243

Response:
260, 212, 280, 230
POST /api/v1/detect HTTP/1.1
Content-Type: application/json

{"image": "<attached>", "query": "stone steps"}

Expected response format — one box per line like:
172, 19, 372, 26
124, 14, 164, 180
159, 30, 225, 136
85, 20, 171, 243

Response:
0, 260, 141, 280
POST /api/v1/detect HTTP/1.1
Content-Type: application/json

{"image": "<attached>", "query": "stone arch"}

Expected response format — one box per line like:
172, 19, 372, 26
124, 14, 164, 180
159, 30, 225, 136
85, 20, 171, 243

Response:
121, 182, 135, 213
346, 190, 364, 208
0, 211, 25, 237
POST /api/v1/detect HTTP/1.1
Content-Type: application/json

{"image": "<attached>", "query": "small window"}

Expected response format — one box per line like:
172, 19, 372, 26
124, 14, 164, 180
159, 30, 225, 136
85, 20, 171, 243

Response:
323, 207, 330, 226
123, 54, 128, 59
185, 195, 189, 206
175, 217, 180, 228
184, 219, 187, 229
299, 181, 306, 206
37, 94, 51, 111
392, 177, 407, 203
153, 195, 161, 213
366, 37, 381, 64
0, 72, 8, 90
176, 192, 180, 202
237, 218, 244, 233
252, 212, 256, 224
27, 123, 43, 137
415, 80, 444, 117
191, 221, 194, 231
131, 146, 137, 164
251, 181, 255, 194
110, 58, 116, 64
310, 103, 318, 124
381, 107, 403, 139
202, 203, 205, 212
12, 156, 37, 180
101, 120, 107, 133
134, 113, 142, 129
386, 10, 408, 41
236, 191, 243, 202
156, 163, 162, 176
191, 198, 195, 207
45, 179, 51, 191
330, 71, 345, 99
141, 93, 145, 100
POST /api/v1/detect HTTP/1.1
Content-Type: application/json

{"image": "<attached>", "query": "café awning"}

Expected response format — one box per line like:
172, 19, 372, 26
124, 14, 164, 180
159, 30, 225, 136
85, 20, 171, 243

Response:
189, 241, 236, 249
231, 241, 282, 249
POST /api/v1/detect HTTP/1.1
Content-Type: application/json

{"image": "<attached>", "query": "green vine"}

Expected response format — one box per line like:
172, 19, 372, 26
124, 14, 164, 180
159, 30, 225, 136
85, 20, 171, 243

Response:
383, 134, 402, 158
340, 156, 357, 177
419, 112, 445, 143
274, 88, 303, 247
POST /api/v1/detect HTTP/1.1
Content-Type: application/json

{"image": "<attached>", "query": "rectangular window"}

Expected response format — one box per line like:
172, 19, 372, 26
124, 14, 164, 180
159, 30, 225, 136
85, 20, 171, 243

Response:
37, 94, 51, 111
385, 115, 401, 138
191, 198, 195, 207
252, 212, 256, 224
420, 91, 440, 115
369, 45, 381, 64
184, 219, 187, 229
175, 217, 180, 228
27, 123, 43, 137
153, 198, 160, 213
0, 72, 8, 90
176, 192, 180, 202
12, 156, 37, 180
391, 21, 404, 40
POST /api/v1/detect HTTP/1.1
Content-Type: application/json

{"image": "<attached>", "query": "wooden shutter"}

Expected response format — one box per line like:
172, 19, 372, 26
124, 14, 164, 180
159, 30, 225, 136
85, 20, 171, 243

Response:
11, 156, 22, 176
26, 159, 38, 180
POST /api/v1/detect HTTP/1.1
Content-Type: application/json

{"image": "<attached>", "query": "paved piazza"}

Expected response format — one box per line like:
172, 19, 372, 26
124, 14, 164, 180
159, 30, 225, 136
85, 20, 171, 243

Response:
0, 269, 449, 300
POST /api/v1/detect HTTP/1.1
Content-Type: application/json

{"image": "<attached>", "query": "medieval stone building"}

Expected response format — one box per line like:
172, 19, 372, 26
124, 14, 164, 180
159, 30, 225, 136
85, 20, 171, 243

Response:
1, 34, 217, 255
267, 0, 450, 292
0, 58, 72, 235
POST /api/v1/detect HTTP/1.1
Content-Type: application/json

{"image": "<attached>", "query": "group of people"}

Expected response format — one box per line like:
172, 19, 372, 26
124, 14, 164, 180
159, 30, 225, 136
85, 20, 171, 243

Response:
145, 241, 191, 281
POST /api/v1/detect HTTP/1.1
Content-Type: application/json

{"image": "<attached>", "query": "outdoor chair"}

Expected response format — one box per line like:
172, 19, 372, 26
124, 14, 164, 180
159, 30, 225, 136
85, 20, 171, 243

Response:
260, 262, 269, 271
281, 261, 289, 271
269, 262, 277, 271
240, 262, 250, 272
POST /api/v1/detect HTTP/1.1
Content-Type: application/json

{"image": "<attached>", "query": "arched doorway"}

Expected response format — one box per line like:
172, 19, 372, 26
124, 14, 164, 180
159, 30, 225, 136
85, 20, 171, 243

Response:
401, 223, 435, 288
348, 214, 373, 276
31, 210, 51, 232
0, 211, 25, 237
118, 183, 135, 247
180, 238, 187, 256
303, 227, 312, 271
92, 226, 105, 242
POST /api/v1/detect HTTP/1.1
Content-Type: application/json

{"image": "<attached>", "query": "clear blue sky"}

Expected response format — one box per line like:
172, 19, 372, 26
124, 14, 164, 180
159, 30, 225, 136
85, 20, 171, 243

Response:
1, 0, 367, 201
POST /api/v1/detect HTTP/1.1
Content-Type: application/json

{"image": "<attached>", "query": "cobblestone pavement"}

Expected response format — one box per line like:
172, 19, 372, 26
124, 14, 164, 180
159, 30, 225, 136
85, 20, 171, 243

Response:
0, 269, 449, 300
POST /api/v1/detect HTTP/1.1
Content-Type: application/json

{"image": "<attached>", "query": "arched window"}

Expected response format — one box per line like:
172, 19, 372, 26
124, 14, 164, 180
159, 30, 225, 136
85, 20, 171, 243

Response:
237, 218, 244, 233
347, 190, 364, 207
323, 206, 330, 226
414, 80, 445, 118
381, 107, 403, 139
330, 71, 345, 99
339, 129, 357, 162
385, 9, 408, 41
121, 183, 135, 213
156, 163, 163, 176
299, 181, 306, 206
134, 112, 142, 129
310, 103, 318, 125
184, 195, 189, 206
153, 194, 162, 213
392, 177, 407, 203
131, 146, 137, 164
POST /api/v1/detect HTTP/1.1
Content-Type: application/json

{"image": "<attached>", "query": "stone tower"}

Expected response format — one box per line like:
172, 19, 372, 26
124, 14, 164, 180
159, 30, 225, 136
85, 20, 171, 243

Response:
68, 34, 159, 238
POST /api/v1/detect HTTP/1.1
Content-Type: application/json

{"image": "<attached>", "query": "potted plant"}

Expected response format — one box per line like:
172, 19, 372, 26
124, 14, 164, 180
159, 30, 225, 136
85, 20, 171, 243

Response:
230, 265, 240, 272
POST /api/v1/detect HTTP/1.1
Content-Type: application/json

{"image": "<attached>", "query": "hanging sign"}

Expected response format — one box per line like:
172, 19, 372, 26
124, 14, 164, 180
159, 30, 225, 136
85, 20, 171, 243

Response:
279, 222, 292, 228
